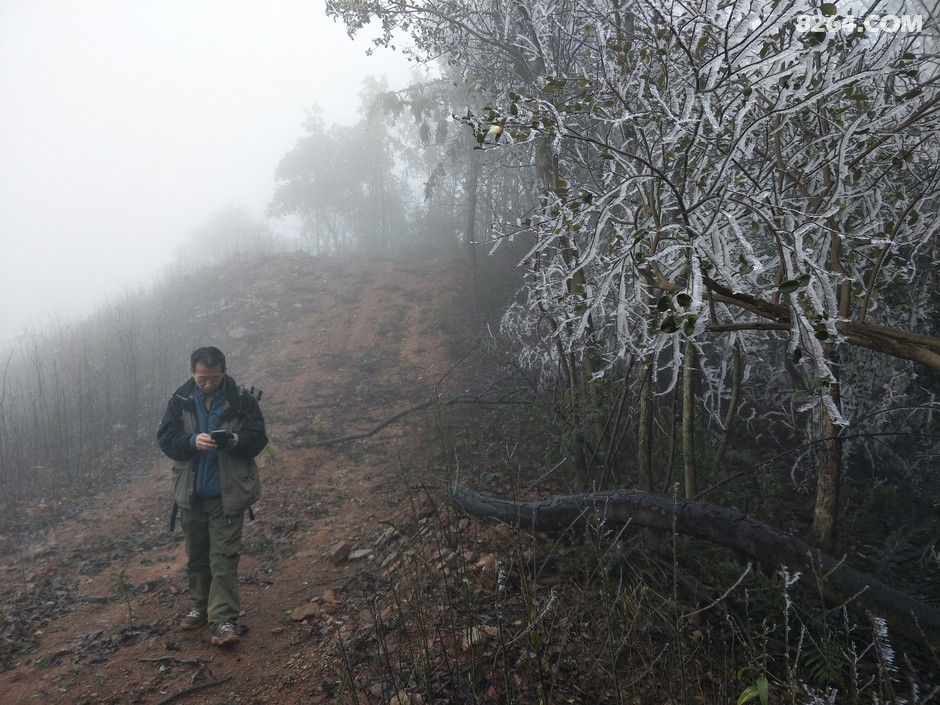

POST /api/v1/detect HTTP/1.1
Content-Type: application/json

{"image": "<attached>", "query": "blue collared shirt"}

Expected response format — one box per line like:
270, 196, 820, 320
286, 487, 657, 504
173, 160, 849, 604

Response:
191, 378, 227, 497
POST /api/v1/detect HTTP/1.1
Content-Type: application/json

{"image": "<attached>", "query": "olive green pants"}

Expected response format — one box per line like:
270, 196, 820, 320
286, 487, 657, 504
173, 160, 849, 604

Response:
180, 497, 243, 625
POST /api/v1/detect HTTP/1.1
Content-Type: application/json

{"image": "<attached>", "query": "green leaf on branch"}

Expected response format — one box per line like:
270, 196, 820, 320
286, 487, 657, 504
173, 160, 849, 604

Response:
778, 274, 811, 294
737, 676, 769, 705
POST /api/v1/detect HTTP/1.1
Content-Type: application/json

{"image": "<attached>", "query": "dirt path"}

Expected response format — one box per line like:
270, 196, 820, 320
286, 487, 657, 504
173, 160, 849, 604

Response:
0, 255, 471, 704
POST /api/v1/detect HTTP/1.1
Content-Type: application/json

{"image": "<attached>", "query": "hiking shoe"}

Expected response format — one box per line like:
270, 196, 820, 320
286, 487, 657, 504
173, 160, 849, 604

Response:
210, 621, 239, 646
180, 610, 207, 630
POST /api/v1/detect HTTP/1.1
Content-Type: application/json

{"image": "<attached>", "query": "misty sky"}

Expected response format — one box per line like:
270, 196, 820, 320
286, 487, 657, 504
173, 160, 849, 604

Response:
0, 0, 416, 346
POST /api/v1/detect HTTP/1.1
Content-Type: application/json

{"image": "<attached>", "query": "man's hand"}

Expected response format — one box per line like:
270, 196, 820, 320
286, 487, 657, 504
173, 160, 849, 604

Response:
195, 433, 218, 451
211, 430, 237, 450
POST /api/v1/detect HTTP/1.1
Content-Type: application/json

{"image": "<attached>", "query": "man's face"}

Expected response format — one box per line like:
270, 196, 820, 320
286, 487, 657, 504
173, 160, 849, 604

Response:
191, 363, 225, 396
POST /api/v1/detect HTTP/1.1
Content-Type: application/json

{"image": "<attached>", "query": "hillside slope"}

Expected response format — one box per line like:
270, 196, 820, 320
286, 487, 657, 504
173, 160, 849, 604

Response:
6, 253, 937, 704
0, 254, 473, 704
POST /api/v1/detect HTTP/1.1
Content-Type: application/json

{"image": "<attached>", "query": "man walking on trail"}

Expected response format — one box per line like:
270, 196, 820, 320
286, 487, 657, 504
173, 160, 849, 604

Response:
157, 346, 268, 646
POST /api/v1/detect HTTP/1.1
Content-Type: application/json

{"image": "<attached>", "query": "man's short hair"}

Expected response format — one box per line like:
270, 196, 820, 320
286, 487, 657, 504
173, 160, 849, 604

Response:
190, 346, 227, 371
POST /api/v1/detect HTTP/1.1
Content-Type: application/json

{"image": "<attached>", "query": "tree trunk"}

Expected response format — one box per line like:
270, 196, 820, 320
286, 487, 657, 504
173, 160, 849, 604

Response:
447, 483, 940, 648
812, 345, 843, 551
465, 147, 480, 300
637, 361, 653, 491
812, 394, 842, 550
715, 342, 741, 466
682, 339, 697, 498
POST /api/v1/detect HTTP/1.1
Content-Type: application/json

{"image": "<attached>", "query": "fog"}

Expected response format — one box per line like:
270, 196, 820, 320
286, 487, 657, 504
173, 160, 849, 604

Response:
0, 0, 416, 346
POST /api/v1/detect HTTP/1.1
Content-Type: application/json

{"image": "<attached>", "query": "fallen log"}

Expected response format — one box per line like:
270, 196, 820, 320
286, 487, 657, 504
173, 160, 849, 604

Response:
447, 483, 940, 648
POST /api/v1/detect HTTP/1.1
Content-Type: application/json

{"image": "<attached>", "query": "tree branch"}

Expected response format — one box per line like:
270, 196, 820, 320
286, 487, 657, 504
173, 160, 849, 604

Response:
154, 677, 231, 705
702, 276, 940, 370
312, 400, 435, 446
312, 392, 534, 446
447, 483, 940, 648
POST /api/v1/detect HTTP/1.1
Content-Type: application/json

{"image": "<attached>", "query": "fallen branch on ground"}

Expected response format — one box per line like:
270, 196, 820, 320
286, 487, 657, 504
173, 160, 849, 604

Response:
154, 676, 231, 705
312, 390, 533, 446
312, 400, 434, 445
446, 483, 940, 648
139, 657, 203, 667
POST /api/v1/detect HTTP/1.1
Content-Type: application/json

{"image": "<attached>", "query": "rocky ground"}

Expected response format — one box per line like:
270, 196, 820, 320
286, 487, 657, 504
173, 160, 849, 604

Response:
0, 254, 481, 704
